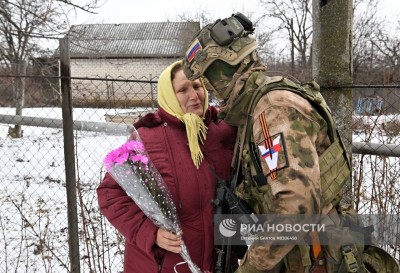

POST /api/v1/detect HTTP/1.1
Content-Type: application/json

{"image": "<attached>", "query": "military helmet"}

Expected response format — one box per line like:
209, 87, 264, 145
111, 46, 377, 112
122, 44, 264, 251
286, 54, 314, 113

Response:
183, 13, 258, 81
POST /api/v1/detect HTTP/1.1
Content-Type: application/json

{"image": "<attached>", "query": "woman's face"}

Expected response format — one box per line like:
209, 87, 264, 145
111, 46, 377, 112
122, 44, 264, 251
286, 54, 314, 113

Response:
172, 69, 205, 116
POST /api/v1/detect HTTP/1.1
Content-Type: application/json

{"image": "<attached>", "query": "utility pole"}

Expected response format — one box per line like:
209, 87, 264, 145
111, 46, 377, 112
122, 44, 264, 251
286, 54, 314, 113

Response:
312, 0, 354, 202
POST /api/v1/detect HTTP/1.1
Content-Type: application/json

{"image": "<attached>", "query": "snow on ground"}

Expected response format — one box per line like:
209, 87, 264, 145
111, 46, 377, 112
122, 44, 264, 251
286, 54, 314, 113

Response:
0, 107, 399, 272
0, 107, 128, 273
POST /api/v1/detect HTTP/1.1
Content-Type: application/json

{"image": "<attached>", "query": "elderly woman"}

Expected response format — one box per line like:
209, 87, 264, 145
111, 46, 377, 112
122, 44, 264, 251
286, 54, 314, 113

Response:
97, 60, 237, 273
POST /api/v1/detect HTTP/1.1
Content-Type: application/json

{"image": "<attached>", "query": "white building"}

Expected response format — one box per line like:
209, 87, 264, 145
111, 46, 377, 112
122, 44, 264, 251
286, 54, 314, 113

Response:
65, 22, 200, 107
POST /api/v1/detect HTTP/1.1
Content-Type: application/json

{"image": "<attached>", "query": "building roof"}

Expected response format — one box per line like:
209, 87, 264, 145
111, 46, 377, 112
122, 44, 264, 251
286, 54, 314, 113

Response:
67, 22, 200, 58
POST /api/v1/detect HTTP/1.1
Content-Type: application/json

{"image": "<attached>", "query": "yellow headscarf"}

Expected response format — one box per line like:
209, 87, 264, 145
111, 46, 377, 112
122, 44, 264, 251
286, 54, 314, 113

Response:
157, 60, 209, 169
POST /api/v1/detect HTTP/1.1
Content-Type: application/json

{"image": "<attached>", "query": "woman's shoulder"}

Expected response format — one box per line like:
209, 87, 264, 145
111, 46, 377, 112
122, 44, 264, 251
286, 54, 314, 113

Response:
130, 111, 163, 142
206, 106, 223, 123
134, 111, 162, 129
206, 106, 237, 141
207, 106, 235, 127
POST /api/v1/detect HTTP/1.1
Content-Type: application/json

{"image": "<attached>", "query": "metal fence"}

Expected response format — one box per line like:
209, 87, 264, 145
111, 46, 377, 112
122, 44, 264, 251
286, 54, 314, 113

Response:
0, 72, 157, 273
0, 73, 399, 272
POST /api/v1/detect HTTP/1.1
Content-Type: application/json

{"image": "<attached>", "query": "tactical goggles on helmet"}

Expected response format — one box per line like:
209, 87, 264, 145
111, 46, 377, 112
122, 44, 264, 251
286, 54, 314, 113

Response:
210, 12, 254, 46
183, 12, 257, 81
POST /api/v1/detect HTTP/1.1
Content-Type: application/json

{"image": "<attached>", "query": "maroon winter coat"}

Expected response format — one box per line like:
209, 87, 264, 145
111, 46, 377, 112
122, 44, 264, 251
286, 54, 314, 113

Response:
97, 107, 237, 273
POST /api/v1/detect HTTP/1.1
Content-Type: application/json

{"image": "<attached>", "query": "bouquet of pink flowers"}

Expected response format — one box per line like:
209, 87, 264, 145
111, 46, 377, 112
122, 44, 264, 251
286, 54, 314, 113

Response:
103, 128, 203, 273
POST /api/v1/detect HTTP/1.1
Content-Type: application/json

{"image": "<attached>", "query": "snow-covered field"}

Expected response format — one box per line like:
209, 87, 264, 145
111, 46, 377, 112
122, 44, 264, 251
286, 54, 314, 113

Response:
0, 107, 399, 272
0, 107, 128, 273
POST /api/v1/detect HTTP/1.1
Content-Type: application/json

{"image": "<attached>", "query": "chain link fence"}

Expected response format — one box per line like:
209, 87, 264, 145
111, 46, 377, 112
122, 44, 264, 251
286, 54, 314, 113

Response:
352, 85, 400, 260
0, 73, 157, 273
0, 73, 399, 272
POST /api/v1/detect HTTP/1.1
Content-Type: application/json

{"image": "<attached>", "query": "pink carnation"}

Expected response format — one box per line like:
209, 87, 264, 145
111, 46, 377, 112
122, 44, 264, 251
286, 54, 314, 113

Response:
104, 140, 147, 172
103, 149, 119, 171
103, 147, 130, 171
124, 140, 144, 152
114, 151, 129, 165
131, 154, 149, 165
140, 155, 149, 165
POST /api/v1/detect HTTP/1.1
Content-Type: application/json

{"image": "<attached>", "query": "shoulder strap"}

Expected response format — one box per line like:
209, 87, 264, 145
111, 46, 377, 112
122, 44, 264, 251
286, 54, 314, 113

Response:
230, 126, 247, 191
231, 75, 351, 193
230, 78, 273, 190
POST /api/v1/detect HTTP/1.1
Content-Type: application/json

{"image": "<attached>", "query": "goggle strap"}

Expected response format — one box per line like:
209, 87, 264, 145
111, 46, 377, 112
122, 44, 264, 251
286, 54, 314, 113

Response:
221, 55, 251, 99
200, 76, 223, 100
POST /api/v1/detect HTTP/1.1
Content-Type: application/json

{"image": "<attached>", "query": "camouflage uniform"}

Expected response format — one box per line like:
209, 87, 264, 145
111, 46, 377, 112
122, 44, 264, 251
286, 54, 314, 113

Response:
183, 12, 400, 273
228, 71, 333, 273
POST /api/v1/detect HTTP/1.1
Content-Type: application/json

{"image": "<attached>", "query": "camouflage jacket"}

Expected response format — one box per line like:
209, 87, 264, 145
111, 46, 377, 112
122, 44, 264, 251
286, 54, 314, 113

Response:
229, 72, 334, 272
229, 72, 399, 273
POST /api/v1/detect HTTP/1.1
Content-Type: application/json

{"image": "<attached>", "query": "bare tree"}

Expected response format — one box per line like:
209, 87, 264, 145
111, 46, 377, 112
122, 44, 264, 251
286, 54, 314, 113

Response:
356, 36, 400, 85
369, 26, 400, 84
353, 0, 400, 84
0, 0, 100, 138
174, 10, 278, 73
173, 9, 214, 27
254, 25, 281, 66
352, 0, 382, 83
258, 0, 313, 76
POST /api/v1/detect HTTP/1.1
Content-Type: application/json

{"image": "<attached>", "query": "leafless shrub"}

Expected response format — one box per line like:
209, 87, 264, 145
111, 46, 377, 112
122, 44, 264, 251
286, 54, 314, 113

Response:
382, 119, 400, 137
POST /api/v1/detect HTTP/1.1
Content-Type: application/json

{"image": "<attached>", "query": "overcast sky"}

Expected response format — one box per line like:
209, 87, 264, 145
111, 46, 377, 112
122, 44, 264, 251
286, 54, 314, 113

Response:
72, 0, 399, 31
73, 0, 259, 24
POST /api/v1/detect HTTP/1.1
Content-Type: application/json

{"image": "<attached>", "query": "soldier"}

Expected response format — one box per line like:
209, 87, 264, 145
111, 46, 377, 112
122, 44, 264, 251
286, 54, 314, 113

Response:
182, 13, 399, 273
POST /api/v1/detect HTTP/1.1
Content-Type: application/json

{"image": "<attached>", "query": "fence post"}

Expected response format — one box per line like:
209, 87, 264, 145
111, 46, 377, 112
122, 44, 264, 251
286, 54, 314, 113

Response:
59, 35, 81, 273
150, 74, 155, 109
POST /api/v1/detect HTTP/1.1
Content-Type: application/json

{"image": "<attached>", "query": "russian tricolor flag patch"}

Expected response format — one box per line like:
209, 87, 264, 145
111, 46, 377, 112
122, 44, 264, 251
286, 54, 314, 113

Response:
257, 133, 289, 177
186, 39, 202, 62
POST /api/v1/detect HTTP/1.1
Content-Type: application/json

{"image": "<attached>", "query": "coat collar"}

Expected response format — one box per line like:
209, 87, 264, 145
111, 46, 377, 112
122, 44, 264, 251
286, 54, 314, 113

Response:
134, 107, 219, 129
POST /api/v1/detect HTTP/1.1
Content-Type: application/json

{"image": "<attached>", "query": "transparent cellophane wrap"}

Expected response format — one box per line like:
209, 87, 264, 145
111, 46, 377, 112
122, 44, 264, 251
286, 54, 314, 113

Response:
103, 128, 203, 273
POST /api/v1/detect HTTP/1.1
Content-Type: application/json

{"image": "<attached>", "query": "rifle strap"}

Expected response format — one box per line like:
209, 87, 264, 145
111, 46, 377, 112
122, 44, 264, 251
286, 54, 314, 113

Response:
224, 241, 232, 273
229, 77, 271, 191
230, 116, 250, 191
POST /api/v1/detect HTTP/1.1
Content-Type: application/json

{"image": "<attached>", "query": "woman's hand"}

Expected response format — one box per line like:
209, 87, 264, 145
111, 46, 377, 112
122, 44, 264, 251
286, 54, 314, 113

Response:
155, 228, 182, 253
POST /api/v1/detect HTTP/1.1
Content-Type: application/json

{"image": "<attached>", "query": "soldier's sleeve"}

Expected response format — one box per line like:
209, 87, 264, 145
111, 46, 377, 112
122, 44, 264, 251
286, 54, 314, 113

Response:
240, 90, 327, 271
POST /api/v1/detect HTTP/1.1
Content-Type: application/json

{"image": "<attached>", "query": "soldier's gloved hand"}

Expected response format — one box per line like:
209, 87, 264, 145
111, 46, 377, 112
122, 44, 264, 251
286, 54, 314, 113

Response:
235, 253, 267, 273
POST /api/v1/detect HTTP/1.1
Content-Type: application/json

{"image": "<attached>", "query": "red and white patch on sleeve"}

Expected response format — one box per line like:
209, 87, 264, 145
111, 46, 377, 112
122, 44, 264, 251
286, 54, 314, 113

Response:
257, 132, 289, 179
